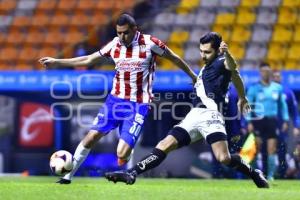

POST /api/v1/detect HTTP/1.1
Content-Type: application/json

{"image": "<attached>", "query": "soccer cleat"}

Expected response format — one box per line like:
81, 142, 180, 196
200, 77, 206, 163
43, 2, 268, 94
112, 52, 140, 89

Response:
56, 178, 71, 184
251, 169, 269, 188
105, 170, 136, 185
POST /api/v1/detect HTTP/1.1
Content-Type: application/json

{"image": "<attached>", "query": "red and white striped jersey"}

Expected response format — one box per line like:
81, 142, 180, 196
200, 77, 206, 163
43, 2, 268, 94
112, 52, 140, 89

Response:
99, 31, 166, 103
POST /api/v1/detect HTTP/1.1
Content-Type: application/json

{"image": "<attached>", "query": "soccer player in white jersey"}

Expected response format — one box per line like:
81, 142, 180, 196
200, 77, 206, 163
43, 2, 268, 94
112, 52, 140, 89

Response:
39, 14, 197, 184
105, 32, 269, 188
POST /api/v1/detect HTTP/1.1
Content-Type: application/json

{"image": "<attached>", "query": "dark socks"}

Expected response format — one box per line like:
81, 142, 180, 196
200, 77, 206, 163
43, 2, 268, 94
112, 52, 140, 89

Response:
129, 148, 167, 175
227, 154, 253, 177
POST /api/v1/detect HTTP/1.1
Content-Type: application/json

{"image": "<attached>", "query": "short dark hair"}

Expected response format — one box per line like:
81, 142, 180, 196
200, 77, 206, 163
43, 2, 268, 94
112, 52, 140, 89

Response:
199, 32, 222, 51
116, 14, 136, 28
259, 62, 271, 69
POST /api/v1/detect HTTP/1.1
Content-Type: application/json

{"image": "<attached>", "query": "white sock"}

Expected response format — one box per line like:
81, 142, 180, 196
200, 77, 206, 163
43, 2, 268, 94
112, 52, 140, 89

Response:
63, 142, 90, 180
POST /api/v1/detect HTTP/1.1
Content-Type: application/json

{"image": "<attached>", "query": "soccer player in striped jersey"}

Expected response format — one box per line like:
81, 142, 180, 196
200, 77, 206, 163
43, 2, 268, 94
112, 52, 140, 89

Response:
105, 32, 269, 188
39, 14, 197, 184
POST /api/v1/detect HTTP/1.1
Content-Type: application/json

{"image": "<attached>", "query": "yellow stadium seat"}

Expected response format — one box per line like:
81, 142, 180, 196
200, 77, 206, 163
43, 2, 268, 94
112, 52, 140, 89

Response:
267, 43, 288, 62
228, 42, 245, 61
212, 25, 232, 41
236, 8, 256, 25
215, 13, 235, 25
287, 43, 300, 60
293, 25, 300, 42
231, 25, 252, 43
277, 7, 297, 25
271, 25, 293, 42
239, 0, 261, 7
281, 0, 300, 7
168, 30, 189, 45
167, 44, 184, 58
176, 0, 200, 14
284, 60, 299, 70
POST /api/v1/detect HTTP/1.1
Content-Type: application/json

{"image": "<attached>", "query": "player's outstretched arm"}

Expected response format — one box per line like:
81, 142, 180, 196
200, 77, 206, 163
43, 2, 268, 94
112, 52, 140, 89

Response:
221, 41, 250, 114
39, 52, 101, 68
162, 47, 197, 83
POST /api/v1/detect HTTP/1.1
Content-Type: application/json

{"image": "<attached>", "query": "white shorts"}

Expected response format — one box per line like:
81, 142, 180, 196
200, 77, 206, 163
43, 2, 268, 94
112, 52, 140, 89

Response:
175, 108, 227, 143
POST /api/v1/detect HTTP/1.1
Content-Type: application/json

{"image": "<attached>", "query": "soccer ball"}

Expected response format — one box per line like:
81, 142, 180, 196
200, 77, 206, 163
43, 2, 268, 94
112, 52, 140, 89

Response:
50, 150, 73, 176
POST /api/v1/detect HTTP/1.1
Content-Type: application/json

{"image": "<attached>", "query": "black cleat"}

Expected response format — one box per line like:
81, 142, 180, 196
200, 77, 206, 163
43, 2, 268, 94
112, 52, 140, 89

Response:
251, 169, 269, 188
56, 178, 71, 184
105, 171, 136, 185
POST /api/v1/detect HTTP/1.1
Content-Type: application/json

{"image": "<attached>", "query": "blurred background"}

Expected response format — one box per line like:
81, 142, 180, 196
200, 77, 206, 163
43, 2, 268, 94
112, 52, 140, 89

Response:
0, 0, 300, 179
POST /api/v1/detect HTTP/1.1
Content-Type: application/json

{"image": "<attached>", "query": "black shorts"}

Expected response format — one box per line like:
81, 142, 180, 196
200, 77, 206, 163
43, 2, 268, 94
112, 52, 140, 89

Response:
252, 117, 278, 139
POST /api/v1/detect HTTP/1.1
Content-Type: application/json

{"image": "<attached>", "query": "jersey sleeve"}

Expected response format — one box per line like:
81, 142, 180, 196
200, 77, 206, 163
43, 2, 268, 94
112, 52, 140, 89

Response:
149, 36, 166, 56
99, 38, 117, 57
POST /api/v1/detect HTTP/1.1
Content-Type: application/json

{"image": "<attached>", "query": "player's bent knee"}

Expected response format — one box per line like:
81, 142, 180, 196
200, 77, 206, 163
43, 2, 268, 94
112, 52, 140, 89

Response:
82, 130, 103, 148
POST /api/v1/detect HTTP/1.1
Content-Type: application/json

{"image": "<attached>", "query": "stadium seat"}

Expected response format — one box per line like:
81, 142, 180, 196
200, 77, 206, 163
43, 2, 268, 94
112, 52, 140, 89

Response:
293, 25, 300, 42
38, 46, 58, 58
245, 43, 267, 61
64, 31, 85, 45
284, 60, 299, 70
0, 47, 19, 62
252, 25, 272, 43
176, 0, 200, 14
6, 29, 25, 45
31, 13, 50, 28
90, 13, 109, 27
194, 8, 215, 26
287, 43, 300, 61
212, 25, 232, 41
271, 25, 293, 42
70, 12, 90, 27
220, 0, 240, 7
277, 7, 297, 25
77, 0, 96, 11
184, 45, 200, 63
0, 0, 17, 14
49, 13, 70, 28
231, 25, 252, 43
239, 0, 261, 8
228, 42, 245, 61
267, 42, 288, 62
236, 7, 256, 25
44, 29, 65, 45
261, 0, 281, 7
11, 16, 31, 29
174, 13, 195, 26
189, 27, 211, 44
200, 0, 218, 7
214, 12, 236, 25
35, 0, 57, 12
256, 7, 277, 25
150, 28, 171, 43
168, 30, 189, 45
57, 0, 78, 12
154, 12, 176, 27
19, 47, 39, 63
25, 30, 46, 46
96, 0, 115, 11
281, 0, 300, 7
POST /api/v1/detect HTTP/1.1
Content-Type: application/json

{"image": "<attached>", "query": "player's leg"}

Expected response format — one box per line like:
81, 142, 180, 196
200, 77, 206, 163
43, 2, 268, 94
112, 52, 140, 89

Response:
58, 95, 120, 184
211, 139, 269, 188
116, 103, 149, 166
58, 130, 105, 184
266, 137, 277, 180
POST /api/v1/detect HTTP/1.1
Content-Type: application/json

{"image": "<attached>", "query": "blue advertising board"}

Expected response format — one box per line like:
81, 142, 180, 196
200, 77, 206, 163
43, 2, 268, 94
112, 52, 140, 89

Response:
0, 70, 299, 92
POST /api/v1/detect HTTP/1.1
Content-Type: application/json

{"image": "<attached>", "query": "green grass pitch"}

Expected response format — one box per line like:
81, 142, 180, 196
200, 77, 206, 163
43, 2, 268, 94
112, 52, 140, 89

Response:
0, 176, 300, 200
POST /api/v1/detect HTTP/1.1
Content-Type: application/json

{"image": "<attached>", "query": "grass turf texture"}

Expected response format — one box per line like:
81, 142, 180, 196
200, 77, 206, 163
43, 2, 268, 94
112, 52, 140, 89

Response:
0, 177, 299, 200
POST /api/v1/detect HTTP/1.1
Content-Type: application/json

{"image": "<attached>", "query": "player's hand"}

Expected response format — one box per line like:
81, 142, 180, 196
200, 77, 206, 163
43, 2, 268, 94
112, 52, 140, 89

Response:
219, 41, 228, 54
39, 57, 57, 68
237, 97, 251, 115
